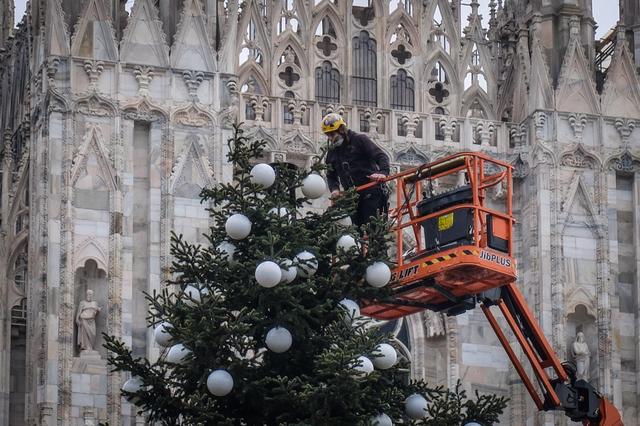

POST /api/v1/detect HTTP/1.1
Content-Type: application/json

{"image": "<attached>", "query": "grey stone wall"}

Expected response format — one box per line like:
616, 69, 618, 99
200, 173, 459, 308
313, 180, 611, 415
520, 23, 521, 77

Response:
0, 1, 639, 425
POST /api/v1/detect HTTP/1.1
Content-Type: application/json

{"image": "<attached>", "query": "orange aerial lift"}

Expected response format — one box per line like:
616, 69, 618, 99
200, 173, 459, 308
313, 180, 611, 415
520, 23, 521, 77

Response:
357, 152, 623, 426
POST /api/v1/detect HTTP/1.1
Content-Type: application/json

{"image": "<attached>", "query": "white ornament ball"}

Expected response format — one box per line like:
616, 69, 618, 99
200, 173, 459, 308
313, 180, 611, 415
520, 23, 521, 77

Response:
405, 394, 428, 419
268, 207, 289, 218
250, 163, 276, 188
166, 343, 191, 364
295, 251, 318, 277
265, 326, 293, 353
463, 423, 482, 426
280, 259, 297, 284
207, 369, 234, 396
337, 216, 352, 227
336, 235, 358, 253
365, 262, 392, 288
352, 356, 374, 376
301, 174, 327, 199
183, 285, 202, 307
255, 261, 282, 288
338, 298, 360, 322
154, 322, 173, 347
122, 376, 143, 394
217, 241, 237, 265
370, 413, 393, 426
372, 343, 397, 370
225, 214, 252, 240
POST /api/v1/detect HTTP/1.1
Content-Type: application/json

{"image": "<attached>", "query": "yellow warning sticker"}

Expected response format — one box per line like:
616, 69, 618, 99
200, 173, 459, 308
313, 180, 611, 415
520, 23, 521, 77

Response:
438, 213, 454, 231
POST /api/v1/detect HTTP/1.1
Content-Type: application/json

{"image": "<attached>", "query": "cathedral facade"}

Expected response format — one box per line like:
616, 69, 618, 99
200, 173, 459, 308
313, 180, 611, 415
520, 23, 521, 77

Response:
0, 0, 639, 424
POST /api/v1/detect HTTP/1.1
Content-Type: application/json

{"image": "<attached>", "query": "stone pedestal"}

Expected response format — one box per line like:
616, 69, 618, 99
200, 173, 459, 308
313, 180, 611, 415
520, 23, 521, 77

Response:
70, 351, 108, 424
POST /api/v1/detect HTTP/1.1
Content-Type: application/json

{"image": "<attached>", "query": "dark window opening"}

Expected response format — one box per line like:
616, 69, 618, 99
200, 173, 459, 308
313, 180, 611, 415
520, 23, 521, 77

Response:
315, 61, 341, 104
352, 0, 375, 26
246, 104, 256, 120
360, 114, 370, 132
352, 31, 377, 107
430, 62, 448, 84
317, 16, 337, 38
283, 91, 295, 124
390, 69, 415, 111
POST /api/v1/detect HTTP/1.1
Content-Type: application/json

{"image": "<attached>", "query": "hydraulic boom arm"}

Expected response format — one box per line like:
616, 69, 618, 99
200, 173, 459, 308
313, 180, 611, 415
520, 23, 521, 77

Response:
480, 283, 623, 425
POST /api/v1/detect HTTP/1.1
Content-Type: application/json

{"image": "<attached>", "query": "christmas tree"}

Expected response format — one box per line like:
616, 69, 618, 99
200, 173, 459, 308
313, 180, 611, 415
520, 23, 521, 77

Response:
104, 124, 507, 425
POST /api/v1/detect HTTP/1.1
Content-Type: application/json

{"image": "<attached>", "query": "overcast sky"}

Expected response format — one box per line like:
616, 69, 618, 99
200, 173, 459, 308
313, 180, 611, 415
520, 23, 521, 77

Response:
13, 0, 618, 40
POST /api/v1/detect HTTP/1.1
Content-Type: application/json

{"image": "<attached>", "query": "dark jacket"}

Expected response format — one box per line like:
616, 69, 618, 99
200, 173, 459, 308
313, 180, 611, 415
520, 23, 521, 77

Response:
326, 130, 390, 192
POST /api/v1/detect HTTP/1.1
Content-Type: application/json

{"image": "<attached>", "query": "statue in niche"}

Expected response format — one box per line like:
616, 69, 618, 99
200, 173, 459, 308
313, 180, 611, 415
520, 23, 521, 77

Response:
76, 289, 101, 352
424, 309, 446, 338
572, 331, 590, 380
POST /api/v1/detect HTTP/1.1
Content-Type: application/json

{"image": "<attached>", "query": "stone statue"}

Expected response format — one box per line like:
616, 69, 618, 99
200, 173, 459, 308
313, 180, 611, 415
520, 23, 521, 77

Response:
76, 289, 101, 352
424, 309, 446, 338
572, 331, 590, 380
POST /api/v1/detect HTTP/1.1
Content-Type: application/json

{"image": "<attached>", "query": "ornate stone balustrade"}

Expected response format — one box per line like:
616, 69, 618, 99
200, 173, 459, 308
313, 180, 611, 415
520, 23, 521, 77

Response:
240, 94, 512, 157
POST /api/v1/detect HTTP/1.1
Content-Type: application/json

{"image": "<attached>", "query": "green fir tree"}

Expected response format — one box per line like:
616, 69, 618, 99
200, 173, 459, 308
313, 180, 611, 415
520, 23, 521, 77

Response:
104, 124, 508, 425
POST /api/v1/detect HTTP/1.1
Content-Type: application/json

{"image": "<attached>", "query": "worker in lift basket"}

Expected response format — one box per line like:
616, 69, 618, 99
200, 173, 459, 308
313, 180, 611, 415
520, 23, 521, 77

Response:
322, 112, 390, 228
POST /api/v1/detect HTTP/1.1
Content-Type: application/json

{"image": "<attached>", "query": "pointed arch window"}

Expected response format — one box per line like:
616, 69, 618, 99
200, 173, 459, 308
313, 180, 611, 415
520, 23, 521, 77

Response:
259, 0, 268, 16
390, 70, 415, 111
464, 71, 488, 92
315, 61, 341, 104
352, 31, 377, 107
278, 47, 301, 66
246, 19, 257, 40
315, 16, 337, 38
239, 47, 264, 66
471, 48, 480, 66
435, 33, 450, 54
277, 0, 300, 35
390, 23, 412, 45
433, 4, 442, 26
431, 62, 448, 84
240, 19, 264, 67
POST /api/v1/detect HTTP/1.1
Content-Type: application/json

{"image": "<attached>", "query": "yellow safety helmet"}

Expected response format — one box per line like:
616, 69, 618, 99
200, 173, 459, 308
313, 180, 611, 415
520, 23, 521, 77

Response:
321, 113, 346, 134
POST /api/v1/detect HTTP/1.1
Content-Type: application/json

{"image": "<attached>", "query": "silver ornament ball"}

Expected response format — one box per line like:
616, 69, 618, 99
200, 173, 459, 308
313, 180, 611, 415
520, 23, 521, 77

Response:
255, 261, 282, 288
225, 214, 252, 240
154, 322, 173, 347
352, 355, 374, 376
122, 376, 143, 394
365, 262, 392, 288
166, 343, 191, 364
336, 235, 358, 252
265, 326, 293, 353
370, 413, 393, 426
217, 241, 237, 265
338, 299, 360, 322
404, 393, 428, 419
295, 251, 318, 277
182, 284, 202, 307
250, 163, 276, 188
301, 174, 327, 199
372, 343, 397, 370
207, 369, 234, 396
280, 259, 298, 283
